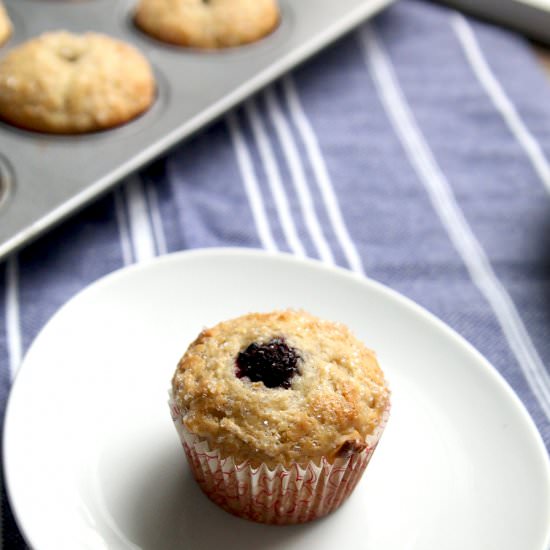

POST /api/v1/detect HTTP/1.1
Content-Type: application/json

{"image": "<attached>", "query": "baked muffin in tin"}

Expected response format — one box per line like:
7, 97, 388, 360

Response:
0, 32, 155, 134
0, 3, 12, 47
135, 0, 279, 48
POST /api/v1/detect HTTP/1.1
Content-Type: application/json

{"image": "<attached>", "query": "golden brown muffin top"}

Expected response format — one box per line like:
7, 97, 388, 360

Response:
135, 0, 279, 48
0, 31, 155, 134
0, 3, 12, 47
172, 310, 390, 468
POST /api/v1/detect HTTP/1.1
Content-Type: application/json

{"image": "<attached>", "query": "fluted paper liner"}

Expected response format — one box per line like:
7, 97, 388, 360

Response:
169, 396, 389, 525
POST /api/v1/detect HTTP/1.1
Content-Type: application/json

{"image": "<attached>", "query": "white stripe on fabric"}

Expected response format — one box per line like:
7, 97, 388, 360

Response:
145, 181, 168, 256
5, 255, 22, 378
124, 175, 157, 262
244, 98, 306, 257
282, 75, 366, 275
452, 13, 550, 193
359, 24, 550, 419
264, 87, 335, 264
226, 111, 278, 252
114, 188, 133, 266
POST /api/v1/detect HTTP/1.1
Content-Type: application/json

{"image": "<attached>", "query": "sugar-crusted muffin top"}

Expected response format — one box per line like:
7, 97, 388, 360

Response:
172, 310, 390, 468
0, 31, 155, 133
135, 0, 279, 49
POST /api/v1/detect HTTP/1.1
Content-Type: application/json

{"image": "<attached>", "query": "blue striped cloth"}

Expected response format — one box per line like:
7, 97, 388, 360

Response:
2, 0, 550, 545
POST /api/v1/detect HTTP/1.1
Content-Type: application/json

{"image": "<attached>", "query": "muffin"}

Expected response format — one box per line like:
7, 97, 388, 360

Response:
0, 3, 11, 47
0, 31, 155, 133
134, 0, 279, 49
170, 310, 390, 524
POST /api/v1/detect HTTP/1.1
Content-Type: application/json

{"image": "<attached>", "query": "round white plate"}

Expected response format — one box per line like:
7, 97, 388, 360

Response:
4, 249, 550, 550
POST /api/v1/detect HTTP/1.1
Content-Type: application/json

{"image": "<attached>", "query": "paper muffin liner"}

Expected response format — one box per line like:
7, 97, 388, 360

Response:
169, 396, 390, 525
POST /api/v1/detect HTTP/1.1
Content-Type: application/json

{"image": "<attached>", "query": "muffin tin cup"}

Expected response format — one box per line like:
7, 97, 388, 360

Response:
169, 396, 390, 525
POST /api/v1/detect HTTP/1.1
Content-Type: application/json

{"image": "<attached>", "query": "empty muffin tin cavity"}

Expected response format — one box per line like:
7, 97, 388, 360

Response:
0, 156, 13, 210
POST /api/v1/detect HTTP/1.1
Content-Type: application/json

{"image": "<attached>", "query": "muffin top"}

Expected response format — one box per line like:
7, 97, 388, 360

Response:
0, 3, 12, 47
134, 0, 279, 48
0, 31, 155, 133
172, 310, 390, 468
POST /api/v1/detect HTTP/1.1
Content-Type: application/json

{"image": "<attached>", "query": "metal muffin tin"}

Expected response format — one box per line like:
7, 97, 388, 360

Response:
0, 0, 395, 259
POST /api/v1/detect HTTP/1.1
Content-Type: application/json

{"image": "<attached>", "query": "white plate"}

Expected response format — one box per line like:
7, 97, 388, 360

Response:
4, 248, 550, 550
